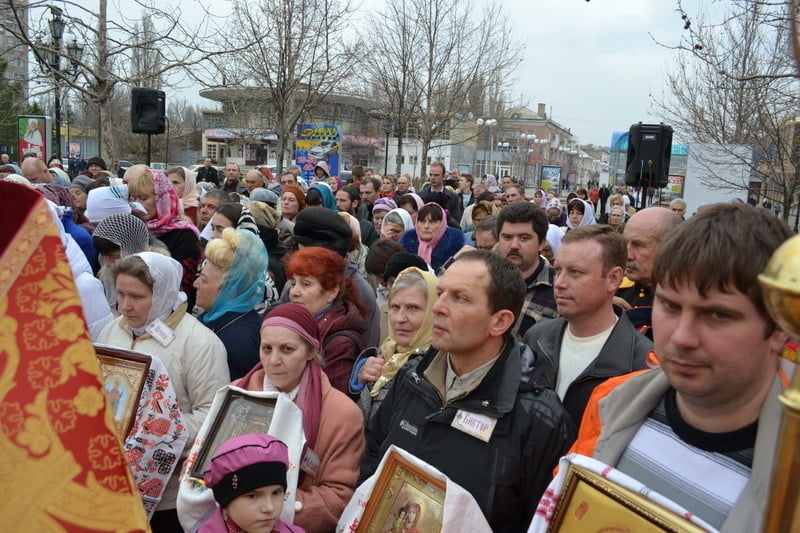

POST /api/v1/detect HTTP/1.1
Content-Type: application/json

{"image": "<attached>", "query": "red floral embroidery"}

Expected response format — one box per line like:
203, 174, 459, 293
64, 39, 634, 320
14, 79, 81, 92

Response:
0, 402, 25, 438
27, 356, 62, 390
47, 398, 78, 433
22, 319, 59, 352
88, 434, 123, 470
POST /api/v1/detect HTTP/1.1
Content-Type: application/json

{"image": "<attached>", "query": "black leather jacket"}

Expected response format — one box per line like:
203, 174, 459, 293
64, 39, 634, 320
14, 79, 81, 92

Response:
361, 339, 575, 532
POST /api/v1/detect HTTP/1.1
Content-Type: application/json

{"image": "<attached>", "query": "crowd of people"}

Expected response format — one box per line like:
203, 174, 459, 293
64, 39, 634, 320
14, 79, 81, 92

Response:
8, 153, 796, 533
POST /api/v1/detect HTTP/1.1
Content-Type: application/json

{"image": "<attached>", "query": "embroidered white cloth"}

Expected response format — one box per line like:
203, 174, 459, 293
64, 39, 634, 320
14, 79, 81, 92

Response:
119, 353, 188, 518
527, 453, 717, 532
176, 385, 305, 531
336, 445, 491, 533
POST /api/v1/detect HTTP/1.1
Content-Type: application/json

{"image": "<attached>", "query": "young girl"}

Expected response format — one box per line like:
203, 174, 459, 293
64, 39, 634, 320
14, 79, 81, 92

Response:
199, 434, 304, 533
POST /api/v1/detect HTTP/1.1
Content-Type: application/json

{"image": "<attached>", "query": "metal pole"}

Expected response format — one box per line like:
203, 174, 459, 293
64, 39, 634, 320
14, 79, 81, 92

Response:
165, 117, 170, 166
146, 134, 152, 166
482, 129, 488, 176
54, 88, 61, 160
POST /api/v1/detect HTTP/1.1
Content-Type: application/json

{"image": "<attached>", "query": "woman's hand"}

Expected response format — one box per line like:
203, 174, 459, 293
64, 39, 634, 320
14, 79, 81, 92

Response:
358, 356, 386, 384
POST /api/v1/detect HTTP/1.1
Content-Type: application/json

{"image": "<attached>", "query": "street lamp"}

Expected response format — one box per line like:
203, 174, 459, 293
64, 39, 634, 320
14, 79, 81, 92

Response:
36, 6, 84, 161
476, 118, 497, 176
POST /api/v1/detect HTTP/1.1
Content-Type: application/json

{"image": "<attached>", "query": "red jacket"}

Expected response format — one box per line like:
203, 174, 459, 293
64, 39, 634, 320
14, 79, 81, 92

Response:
318, 301, 367, 396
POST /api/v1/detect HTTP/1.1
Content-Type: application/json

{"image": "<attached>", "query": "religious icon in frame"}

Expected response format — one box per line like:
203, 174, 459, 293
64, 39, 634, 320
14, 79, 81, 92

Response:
189, 389, 277, 480
357, 450, 446, 533
94, 345, 151, 438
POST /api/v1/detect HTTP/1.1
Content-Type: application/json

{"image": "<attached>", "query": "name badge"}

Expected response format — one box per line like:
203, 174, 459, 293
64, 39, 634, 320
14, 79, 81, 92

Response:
451, 410, 497, 443
145, 319, 176, 347
300, 448, 320, 477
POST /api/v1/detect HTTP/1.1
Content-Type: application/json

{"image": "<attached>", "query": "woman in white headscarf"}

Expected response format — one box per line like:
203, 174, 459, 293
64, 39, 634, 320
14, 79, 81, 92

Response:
564, 198, 597, 232
97, 252, 230, 530
379, 207, 413, 241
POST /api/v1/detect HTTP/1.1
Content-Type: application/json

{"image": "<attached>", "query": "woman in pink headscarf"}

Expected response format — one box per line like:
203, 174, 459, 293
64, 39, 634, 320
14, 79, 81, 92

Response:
167, 166, 200, 225
128, 167, 200, 306
399, 202, 464, 271
235, 303, 365, 533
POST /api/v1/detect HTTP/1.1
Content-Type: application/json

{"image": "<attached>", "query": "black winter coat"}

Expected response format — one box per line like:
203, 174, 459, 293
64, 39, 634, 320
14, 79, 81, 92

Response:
361, 339, 575, 532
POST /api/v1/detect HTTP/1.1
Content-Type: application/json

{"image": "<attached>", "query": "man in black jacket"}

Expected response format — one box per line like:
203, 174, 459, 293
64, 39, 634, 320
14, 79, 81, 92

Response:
196, 157, 219, 187
362, 250, 575, 532
523, 225, 651, 426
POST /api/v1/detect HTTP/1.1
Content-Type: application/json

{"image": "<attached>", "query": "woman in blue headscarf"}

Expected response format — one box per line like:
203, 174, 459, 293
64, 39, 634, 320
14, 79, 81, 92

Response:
193, 227, 270, 379
307, 181, 337, 210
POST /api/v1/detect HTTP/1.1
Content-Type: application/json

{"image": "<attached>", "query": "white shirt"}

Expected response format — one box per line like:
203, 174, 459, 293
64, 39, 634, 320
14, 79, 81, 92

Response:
556, 319, 617, 399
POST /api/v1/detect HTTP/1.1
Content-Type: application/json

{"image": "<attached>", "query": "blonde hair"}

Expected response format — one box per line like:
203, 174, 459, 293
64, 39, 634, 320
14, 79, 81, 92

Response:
127, 170, 155, 196
204, 228, 242, 271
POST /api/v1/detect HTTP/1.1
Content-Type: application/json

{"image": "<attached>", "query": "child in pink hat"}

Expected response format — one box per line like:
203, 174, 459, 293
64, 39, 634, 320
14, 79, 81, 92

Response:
198, 434, 304, 533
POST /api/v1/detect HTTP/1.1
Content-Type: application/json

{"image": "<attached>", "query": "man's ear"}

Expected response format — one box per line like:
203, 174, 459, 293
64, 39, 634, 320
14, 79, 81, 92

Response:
607, 265, 624, 293
488, 309, 515, 338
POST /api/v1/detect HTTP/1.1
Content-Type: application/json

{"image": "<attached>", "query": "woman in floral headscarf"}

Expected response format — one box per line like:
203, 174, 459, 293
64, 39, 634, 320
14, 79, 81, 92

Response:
128, 168, 200, 307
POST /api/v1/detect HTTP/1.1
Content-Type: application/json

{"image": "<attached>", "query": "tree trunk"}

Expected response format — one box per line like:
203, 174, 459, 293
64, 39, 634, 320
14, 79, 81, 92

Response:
395, 133, 404, 175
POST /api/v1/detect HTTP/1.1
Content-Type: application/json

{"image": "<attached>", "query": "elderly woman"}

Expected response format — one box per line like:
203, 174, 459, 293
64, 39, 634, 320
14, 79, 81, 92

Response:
92, 213, 151, 309
287, 246, 368, 395
281, 185, 305, 222
128, 168, 201, 307
399, 202, 465, 271
166, 166, 200, 225
379, 207, 413, 241
607, 205, 626, 233
599, 193, 626, 223
97, 252, 229, 530
195, 228, 269, 380
564, 198, 597, 231
236, 303, 365, 532
348, 267, 437, 421
371, 197, 397, 229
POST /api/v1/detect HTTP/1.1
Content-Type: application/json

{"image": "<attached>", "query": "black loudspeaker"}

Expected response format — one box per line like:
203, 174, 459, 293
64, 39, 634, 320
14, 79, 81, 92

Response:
625, 123, 673, 188
131, 88, 166, 134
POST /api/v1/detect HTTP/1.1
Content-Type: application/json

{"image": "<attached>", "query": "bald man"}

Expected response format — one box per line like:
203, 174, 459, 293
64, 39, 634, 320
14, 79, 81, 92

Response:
21, 157, 53, 184
243, 168, 266, 195
616, 207, 682, 335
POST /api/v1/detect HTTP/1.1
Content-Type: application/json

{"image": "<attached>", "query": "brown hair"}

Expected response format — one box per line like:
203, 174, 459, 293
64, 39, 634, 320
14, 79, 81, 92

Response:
112, 255, 154, 288
652, 203, 793, 335
453, 250, 524, 322
561, 225, 627, 274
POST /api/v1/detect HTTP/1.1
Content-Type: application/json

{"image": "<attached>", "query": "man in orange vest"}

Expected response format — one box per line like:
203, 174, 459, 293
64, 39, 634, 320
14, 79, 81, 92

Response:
571, 203, 794, 531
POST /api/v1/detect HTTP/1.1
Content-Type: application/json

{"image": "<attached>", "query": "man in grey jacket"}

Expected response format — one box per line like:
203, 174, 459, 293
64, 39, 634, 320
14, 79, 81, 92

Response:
523, 225, 651, 426
569, 203, 794, 532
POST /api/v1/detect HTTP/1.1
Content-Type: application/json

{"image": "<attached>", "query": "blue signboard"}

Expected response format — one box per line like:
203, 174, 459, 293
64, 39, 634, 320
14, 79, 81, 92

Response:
295, 124, 342, 187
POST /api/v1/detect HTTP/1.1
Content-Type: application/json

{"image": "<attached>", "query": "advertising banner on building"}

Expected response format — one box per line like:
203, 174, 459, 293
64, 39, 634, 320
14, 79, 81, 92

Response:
541, 165, 562, 192
667, 174, 684, 195
18, 115, 51, 161
295, 124, 341, 187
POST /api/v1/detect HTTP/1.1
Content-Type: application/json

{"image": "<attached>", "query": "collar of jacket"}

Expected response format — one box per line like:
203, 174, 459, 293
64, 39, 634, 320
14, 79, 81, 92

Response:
535, 305, 646, 382
123, 302, 187, 340
526, 257, 554, 289
408, 336, 522, 417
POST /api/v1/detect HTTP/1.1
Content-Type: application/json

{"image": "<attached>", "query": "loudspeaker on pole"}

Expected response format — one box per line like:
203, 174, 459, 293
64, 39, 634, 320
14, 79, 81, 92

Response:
131, 88, 166, 134
625, 123, 673, 188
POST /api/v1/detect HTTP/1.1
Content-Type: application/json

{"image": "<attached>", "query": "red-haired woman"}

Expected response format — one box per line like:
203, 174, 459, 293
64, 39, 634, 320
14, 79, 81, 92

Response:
287, 246, 368, 395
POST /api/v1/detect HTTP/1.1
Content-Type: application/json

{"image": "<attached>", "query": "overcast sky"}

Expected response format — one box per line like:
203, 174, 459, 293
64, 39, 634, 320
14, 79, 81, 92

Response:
500, 0, 711, 146
107, 0, 712, 147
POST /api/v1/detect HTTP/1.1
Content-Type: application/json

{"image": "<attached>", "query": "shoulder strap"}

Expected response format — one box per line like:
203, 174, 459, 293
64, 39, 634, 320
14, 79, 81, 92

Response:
323, 329, 366, 352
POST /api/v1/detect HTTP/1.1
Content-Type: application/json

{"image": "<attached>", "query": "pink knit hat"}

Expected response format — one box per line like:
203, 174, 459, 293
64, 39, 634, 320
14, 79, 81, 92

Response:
204, 434, 289, 507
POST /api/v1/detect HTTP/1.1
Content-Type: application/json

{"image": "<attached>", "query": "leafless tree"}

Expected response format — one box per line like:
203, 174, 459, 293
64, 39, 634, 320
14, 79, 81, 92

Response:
0, 0, 237, 158
201, 0, 356, 174
652, 0, 800, 219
